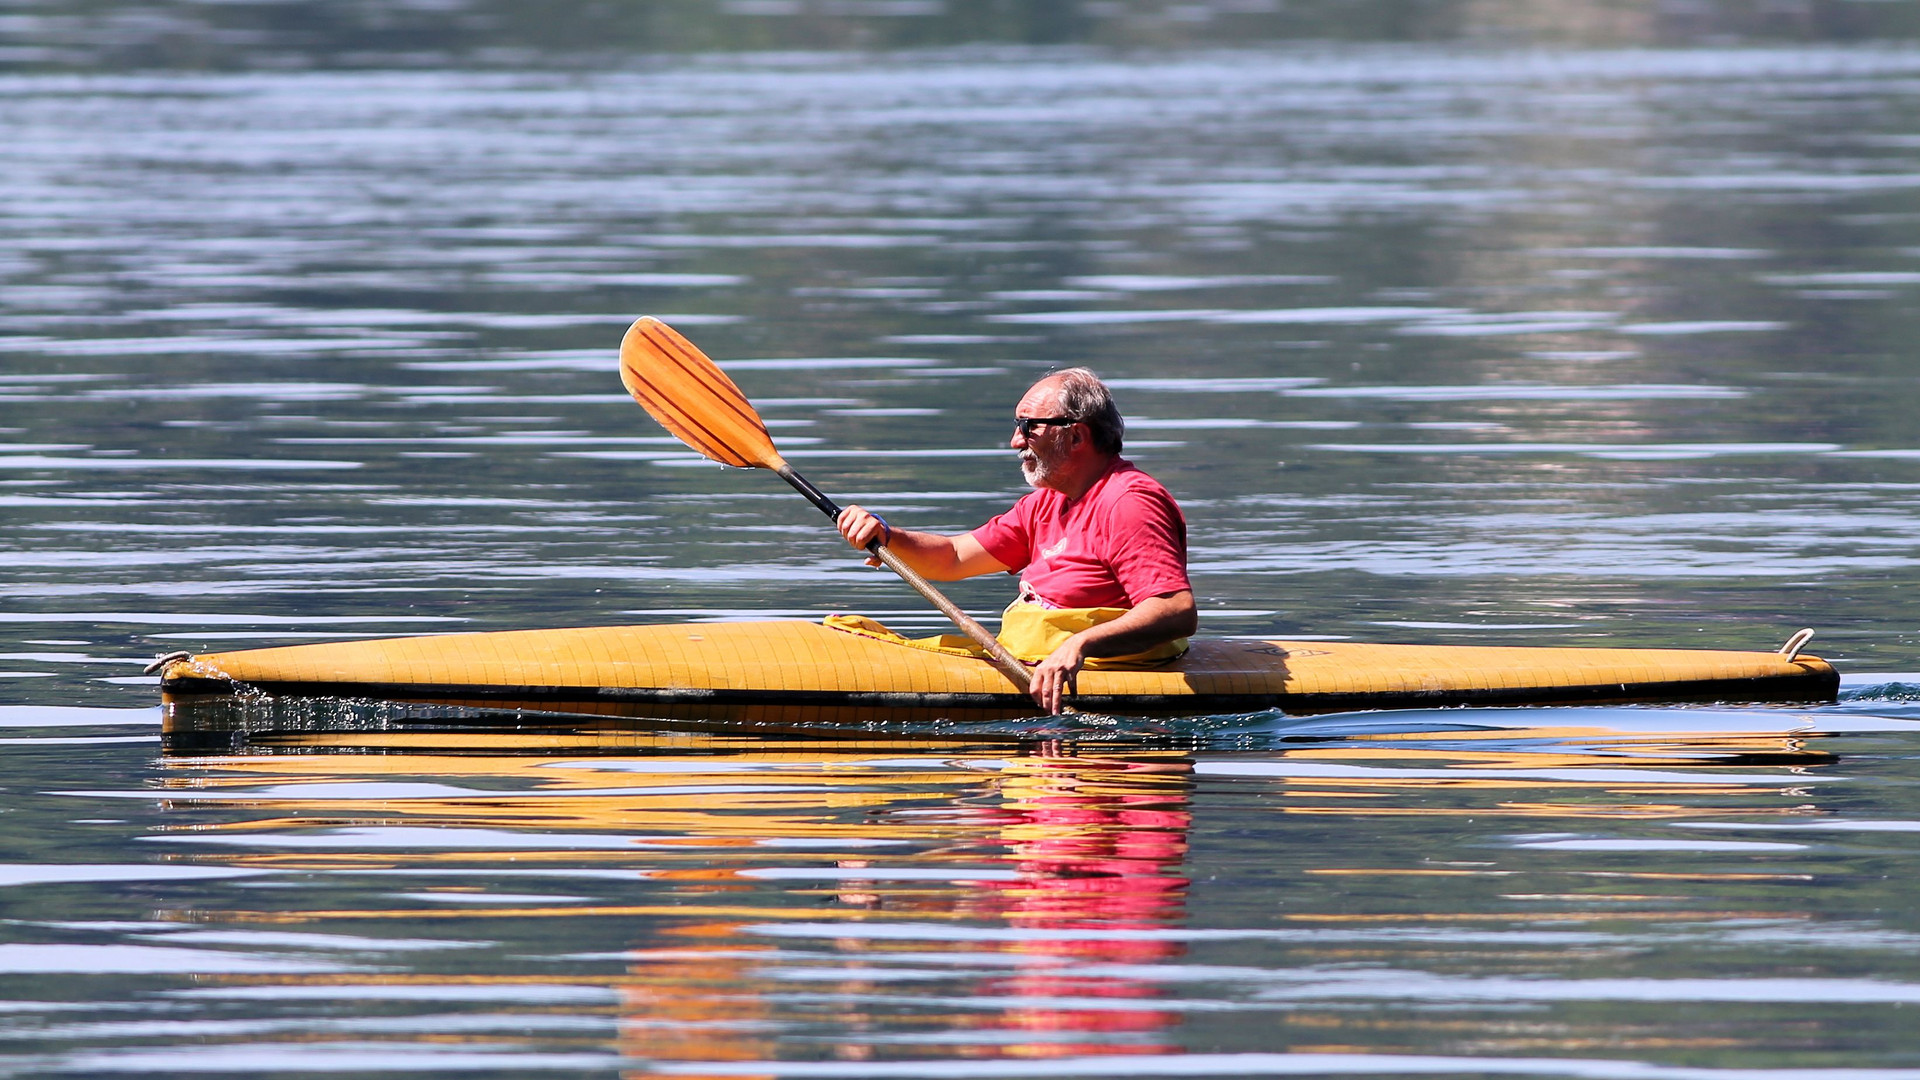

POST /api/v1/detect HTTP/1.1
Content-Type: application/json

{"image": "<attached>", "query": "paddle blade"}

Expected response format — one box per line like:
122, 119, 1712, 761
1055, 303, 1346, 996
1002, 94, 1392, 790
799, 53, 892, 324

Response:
619, 316, 783, 470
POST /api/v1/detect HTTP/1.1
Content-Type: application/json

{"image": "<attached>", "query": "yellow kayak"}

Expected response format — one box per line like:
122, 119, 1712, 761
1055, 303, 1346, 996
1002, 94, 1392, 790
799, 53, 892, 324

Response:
157, 620, 1837, 733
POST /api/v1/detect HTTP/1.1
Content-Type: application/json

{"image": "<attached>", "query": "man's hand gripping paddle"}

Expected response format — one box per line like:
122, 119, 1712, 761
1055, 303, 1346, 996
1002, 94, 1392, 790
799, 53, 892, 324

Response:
618, 316, 1037, 698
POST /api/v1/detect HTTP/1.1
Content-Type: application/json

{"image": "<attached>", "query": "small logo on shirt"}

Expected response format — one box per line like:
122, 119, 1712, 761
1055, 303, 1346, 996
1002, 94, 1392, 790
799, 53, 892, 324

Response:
1038, 537, 1068, 561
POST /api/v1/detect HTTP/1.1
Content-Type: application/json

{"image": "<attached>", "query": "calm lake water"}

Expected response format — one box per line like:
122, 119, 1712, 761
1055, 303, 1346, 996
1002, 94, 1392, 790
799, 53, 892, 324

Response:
5, 28, 1920, 1079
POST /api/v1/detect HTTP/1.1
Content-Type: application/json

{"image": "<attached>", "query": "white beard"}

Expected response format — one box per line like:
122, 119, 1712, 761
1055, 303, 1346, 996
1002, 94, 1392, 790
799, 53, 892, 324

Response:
1019, 442, 1068, 488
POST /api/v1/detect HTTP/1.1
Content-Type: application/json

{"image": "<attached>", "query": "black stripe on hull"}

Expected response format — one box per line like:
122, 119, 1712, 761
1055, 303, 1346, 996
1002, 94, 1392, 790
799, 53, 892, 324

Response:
162, 667, 1840, 727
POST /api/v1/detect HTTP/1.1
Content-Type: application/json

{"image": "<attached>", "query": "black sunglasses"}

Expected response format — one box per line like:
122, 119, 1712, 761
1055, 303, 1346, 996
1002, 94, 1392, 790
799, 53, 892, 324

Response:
1013, 416, 1080, 437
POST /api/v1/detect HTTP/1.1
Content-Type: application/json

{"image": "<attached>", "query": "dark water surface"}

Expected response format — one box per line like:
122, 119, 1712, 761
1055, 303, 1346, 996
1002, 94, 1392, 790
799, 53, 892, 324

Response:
5, 40, 1920, 1077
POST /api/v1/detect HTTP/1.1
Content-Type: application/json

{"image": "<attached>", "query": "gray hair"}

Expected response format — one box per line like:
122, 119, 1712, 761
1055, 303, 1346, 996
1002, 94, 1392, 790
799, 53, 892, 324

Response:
1051, 367, 1124, 454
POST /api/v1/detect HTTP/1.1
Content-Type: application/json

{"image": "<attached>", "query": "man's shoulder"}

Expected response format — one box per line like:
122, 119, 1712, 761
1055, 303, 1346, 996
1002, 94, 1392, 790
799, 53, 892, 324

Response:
1099, 459, 1180, 505
1087, 460, 1188, 569
1082, 461, 1185, 542
1006, 485, 1064, 515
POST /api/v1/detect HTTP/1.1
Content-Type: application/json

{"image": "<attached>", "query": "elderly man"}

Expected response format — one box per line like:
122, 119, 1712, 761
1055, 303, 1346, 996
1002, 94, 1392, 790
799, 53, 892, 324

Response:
837, 368, 1197, 714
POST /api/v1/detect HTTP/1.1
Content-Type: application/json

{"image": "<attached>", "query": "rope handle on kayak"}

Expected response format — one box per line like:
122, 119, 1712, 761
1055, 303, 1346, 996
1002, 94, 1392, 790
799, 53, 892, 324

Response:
143, 650, 193, 675
1778, 628, 1815, 661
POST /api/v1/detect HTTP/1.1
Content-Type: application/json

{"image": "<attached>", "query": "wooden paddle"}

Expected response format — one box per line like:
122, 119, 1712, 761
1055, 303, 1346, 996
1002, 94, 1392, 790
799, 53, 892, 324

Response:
618, 315, 1035, 696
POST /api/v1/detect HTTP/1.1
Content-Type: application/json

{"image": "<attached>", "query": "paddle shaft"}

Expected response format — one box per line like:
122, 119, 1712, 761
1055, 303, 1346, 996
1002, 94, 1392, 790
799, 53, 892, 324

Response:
774, 464, 1035, 694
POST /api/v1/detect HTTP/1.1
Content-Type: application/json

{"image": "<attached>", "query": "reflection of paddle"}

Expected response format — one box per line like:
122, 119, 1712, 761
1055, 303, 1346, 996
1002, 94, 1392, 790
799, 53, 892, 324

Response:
619, 316, 1035, 696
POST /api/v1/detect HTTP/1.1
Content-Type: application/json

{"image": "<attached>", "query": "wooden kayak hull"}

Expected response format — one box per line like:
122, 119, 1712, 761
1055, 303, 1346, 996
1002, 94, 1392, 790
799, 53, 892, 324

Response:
157, 621, 1839, 746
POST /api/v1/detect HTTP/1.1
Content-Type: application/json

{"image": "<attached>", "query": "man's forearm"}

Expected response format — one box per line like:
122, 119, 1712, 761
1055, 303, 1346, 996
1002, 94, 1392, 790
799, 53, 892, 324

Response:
1071, 591, 1198, 658
840, 505, 1009, 581
876, 529, 974, 581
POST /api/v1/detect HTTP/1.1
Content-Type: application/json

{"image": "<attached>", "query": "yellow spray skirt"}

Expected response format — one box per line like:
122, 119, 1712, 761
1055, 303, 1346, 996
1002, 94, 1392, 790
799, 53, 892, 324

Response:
823, 604, 1186, 667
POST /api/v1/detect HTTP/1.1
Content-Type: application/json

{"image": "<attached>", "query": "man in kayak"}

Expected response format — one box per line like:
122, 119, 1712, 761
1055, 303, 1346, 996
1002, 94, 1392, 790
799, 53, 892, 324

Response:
837, 368, 1197, 714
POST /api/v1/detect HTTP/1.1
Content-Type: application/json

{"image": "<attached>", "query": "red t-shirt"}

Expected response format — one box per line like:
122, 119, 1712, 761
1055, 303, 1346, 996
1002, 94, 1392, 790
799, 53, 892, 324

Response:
970, 459, 1190, 609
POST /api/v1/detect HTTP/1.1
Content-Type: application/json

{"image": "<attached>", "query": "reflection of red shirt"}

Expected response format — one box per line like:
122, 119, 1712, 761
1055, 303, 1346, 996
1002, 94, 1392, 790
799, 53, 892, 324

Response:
971, 459, 1189, 609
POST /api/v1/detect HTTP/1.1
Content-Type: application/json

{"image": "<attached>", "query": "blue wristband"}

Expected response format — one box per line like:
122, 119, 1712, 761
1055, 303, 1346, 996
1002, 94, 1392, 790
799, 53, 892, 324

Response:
872, 514, 891, 547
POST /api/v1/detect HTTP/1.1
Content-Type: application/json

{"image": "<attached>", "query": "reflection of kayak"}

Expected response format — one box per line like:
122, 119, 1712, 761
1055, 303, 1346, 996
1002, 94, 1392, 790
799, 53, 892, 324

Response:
157, 620, 1838, 730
